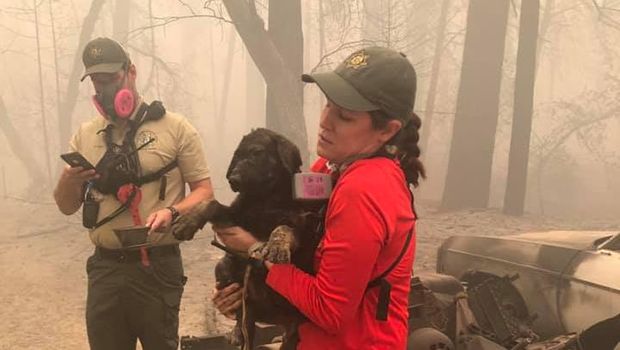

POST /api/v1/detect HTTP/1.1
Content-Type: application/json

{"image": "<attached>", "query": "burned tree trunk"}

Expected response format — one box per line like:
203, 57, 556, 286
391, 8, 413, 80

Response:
222, 0, 308, 162
265, 0, 304, 144
503, 0, 540, 216
58, 0, 105, 150
419, 0, 450, 158
245, 49, 266, 128
441, 0, 510, 210
217, 28, 237, 135
33, 0, 53, 184
113, 0, 131, 44
0, 96, 45, 183
49, 0, 62, 151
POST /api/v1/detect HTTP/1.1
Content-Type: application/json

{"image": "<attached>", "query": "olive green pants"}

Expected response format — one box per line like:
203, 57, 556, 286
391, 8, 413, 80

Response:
85, 246, 185, 350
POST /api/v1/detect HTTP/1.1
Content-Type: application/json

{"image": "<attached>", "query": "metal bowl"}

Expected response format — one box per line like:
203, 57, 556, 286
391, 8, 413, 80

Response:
113, 226, 150, 248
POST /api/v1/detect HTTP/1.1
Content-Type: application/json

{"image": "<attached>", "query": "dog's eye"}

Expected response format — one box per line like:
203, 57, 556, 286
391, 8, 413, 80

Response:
250, 149, 264, 157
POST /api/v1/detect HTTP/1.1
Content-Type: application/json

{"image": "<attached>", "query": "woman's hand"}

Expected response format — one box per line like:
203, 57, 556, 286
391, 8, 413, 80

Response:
212, 224, 258, 252
212, 283, 242, 319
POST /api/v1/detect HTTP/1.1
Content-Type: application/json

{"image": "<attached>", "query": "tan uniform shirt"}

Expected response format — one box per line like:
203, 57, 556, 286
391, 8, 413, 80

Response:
69, 106, 210, 249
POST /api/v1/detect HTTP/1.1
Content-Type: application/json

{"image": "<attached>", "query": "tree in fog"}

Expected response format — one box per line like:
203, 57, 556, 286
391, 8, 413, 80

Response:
362, 0, 412, 49
221, 0, 308, 160
0, 96, 46, 185
112, 0, 131, 44
418, 0, 451, 157
503, 0, 540, 216
33, 0, 53, 184
58, 0, 105, 150
441, 0, 510, 210
265, 0, 304, 147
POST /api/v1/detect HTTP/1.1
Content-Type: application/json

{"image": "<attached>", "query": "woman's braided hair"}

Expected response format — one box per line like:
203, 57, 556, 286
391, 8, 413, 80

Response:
369, 110, 426, 187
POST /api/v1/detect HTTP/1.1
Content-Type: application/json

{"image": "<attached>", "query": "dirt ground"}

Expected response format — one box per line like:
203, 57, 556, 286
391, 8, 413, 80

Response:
1, 198, 618, 349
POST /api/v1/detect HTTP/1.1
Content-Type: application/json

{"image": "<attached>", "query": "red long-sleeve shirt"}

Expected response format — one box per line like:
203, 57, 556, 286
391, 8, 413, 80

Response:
266, 157, 416, 349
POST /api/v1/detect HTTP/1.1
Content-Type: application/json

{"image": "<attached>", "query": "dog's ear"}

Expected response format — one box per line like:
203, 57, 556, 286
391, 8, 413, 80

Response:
274, 135, 302, 174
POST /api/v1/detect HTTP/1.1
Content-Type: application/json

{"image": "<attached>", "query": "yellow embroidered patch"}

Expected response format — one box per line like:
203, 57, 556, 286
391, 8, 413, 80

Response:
346, 51, 368, 69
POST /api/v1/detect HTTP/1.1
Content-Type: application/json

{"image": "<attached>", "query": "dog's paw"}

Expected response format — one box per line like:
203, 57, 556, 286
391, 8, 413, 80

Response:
171, 201, 210, 241
265, 225, 295, 264
247, 226, 295, 263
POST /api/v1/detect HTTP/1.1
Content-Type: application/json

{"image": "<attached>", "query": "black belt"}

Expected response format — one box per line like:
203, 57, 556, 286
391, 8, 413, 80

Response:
95, 244, 180, 263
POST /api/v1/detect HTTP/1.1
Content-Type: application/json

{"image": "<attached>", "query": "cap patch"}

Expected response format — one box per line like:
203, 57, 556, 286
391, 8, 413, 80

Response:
346, 51, 368, 70
90, 47, 103, 59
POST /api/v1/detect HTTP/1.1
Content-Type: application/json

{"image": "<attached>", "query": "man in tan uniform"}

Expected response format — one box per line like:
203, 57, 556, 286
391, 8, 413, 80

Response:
53, 37, 213, 350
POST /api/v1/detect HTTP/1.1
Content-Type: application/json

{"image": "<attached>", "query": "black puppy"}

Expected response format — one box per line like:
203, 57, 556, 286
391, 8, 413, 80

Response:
172, 128, 322, 349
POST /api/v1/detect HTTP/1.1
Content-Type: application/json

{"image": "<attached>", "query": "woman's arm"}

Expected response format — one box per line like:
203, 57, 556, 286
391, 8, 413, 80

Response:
266, 185, 385, 334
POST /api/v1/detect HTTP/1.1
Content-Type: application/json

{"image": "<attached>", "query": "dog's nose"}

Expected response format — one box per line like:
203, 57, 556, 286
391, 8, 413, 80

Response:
228, 174, 242, 192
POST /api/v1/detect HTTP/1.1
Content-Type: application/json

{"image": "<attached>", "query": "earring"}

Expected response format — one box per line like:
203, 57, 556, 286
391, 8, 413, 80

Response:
385, 144, 399, 155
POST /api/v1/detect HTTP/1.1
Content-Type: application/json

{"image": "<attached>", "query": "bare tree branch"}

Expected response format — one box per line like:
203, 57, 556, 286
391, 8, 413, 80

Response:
129, 14, 232, 40
310, 39, 376, 72
176, 0, 198, 15
126, 44, 177, 76
600, 6, 620, 12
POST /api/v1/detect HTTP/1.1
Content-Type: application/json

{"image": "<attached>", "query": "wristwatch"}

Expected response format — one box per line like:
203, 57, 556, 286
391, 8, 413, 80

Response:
166, 206, 180, 222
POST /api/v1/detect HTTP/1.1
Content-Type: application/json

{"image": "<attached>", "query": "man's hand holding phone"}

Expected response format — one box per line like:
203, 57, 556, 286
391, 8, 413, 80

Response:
58, 165, 98, 188
54, 154, 100, 215
59, 152, 99, 188
60, 152, 95, 170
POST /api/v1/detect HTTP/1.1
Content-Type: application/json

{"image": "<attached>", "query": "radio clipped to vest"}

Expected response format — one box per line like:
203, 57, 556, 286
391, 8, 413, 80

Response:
82, 181, 100, 229
82, 100, 177, 230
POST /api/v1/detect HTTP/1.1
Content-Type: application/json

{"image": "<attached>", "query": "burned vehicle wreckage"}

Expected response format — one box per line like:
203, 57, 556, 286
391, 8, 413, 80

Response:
434, 230, 620, 350
181, 231, 620, 350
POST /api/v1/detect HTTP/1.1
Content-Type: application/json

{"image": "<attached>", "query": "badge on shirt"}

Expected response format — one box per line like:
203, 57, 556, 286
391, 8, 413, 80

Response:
136, 130, 157, 149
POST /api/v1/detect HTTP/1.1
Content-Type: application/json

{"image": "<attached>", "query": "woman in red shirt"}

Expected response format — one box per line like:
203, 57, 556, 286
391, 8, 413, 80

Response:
213, 46, 425, 349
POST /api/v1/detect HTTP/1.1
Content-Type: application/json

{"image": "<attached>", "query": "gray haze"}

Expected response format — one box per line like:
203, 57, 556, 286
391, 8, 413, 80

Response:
3, 1, 620, 347
1, 0, 620, 218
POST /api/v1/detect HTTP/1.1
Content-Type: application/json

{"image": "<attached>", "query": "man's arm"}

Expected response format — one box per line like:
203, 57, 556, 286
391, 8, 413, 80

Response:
146, 177, 214, 232
53, 166, 99, 215
174, 178, 214, 215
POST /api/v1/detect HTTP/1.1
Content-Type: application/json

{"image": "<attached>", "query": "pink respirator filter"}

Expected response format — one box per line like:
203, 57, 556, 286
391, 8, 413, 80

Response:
91, 88, 135, 119
113, 89, 135, 118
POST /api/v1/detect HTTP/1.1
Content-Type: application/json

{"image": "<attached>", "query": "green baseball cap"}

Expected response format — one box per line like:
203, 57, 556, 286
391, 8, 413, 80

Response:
81, 37, 130, 81
302, 46, 417, 124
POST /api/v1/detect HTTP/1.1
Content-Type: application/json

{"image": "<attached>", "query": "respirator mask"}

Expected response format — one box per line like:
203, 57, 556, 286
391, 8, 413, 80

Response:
92, 70, 135, 121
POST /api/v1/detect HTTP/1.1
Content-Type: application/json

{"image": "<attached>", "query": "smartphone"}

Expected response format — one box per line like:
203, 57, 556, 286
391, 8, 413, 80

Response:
60, 152, 95, 170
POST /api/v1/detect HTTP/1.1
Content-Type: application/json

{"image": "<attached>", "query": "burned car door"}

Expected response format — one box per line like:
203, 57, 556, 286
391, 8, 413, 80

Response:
436, 231, 620, 340
556, 233, 620, 333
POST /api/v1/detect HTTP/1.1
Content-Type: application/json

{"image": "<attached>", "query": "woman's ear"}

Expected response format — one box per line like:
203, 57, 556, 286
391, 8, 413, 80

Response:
379, 119, 403, 143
